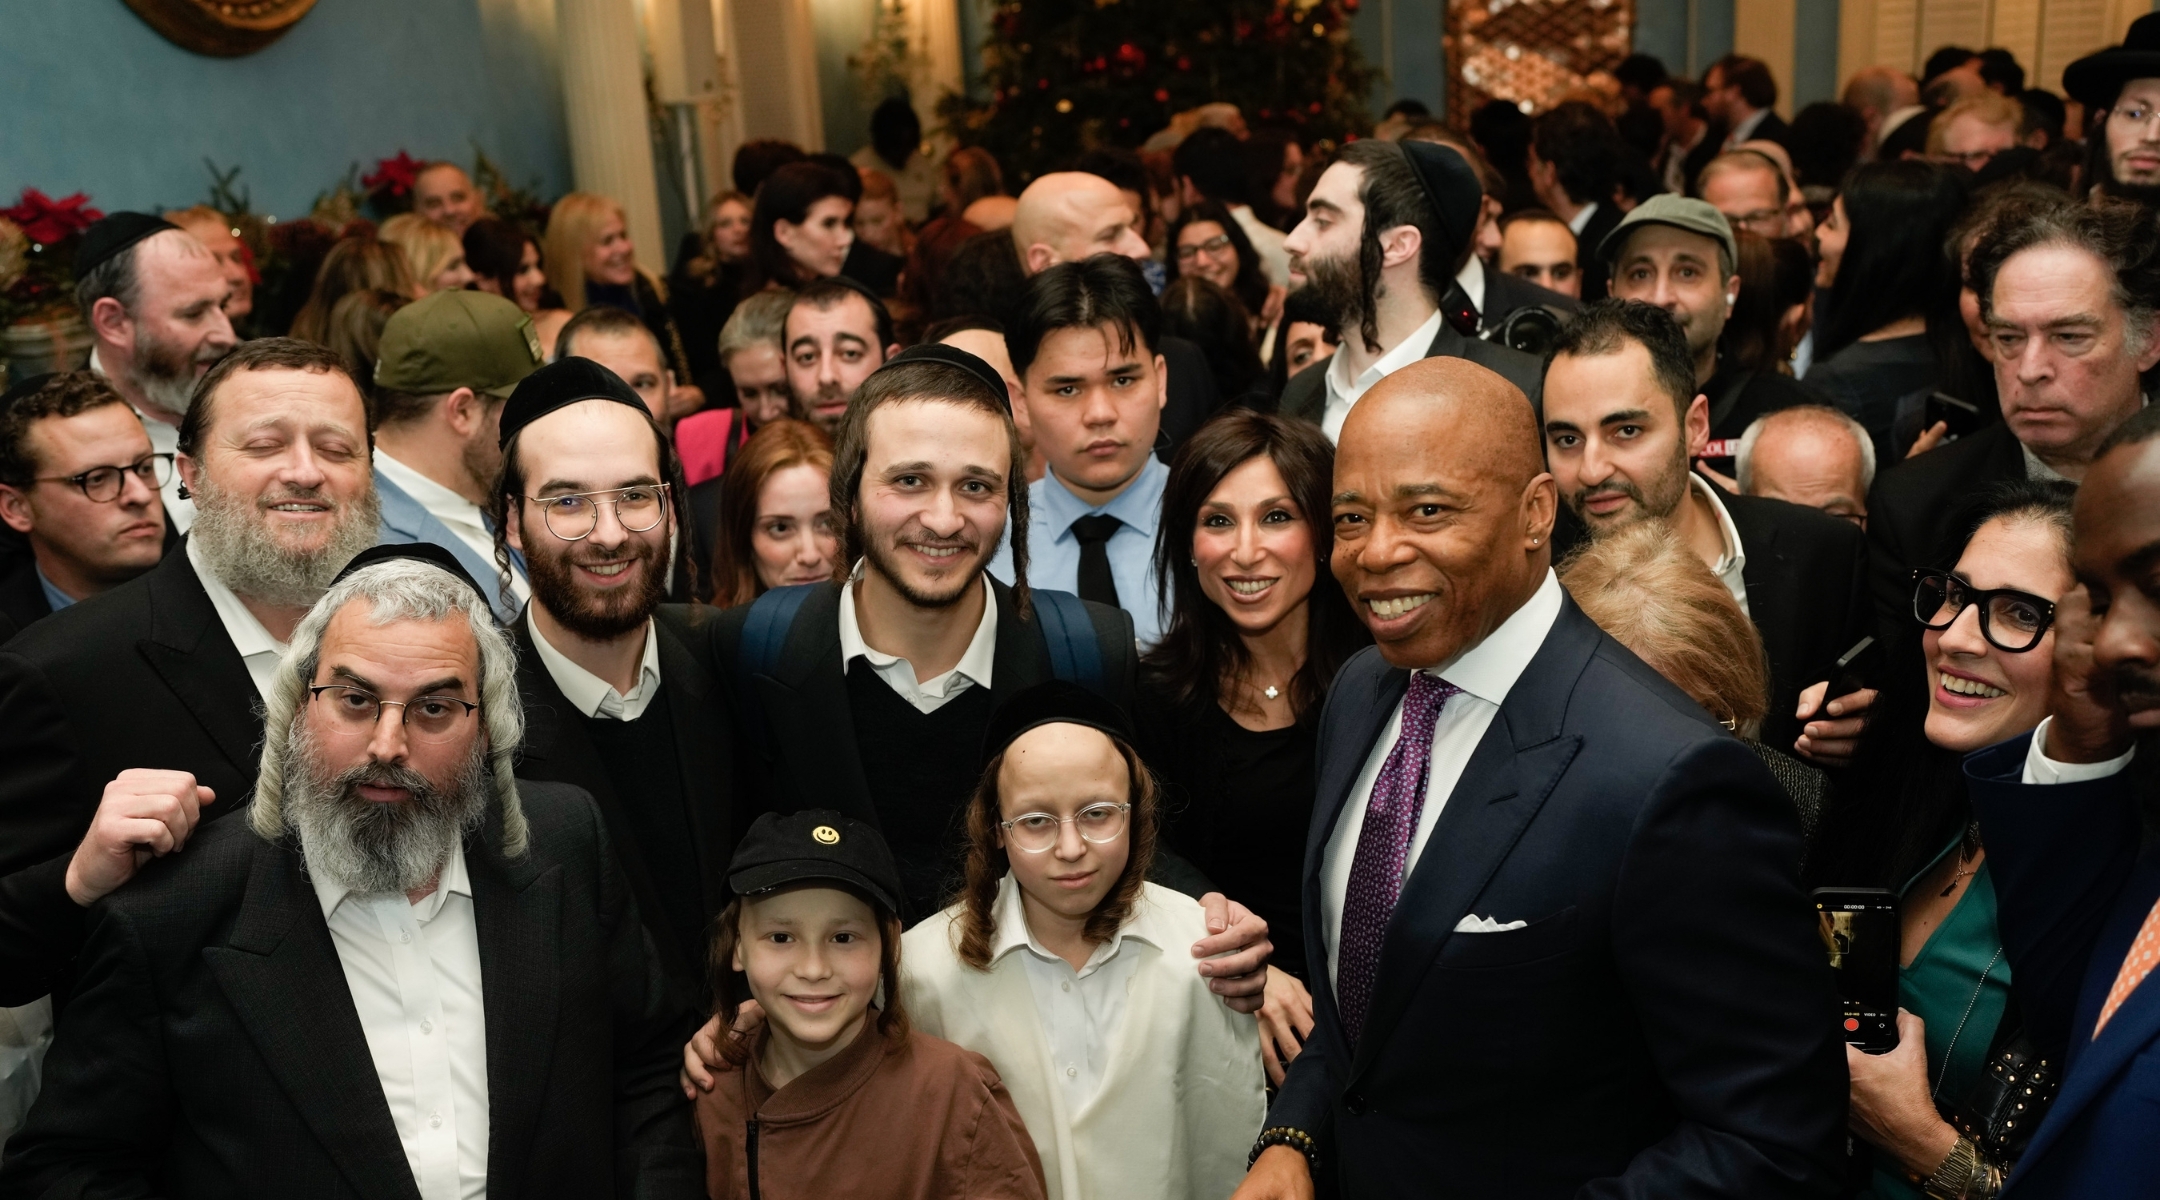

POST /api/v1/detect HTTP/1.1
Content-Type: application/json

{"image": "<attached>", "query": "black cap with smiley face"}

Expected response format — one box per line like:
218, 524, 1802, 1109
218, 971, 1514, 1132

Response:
726, 809, 903, 916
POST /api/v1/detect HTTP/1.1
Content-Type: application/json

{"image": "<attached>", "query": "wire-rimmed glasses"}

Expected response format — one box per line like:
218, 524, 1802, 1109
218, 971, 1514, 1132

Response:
999, 802, 1132, 854
307, 684, 480, 744
524, 484, 670, 541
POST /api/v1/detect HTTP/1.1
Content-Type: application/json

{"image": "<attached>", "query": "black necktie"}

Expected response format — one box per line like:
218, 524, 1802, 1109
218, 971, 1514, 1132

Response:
1070, 514, 1123, 608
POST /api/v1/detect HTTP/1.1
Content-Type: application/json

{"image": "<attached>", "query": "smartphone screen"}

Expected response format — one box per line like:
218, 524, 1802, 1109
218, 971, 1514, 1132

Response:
1811, 887, 1899, 1052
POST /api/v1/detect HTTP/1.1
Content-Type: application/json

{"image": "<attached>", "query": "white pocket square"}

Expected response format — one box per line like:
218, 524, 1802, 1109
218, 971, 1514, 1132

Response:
1454, 915, 1529, 933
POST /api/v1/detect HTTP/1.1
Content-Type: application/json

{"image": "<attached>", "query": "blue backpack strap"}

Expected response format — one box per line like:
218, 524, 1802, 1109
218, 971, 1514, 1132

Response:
1031, 588, 1106, 696
736, 584, 817, 749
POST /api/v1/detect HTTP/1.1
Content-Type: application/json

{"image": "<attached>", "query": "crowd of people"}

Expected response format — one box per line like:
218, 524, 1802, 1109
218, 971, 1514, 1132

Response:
4, 17, 2160, 1200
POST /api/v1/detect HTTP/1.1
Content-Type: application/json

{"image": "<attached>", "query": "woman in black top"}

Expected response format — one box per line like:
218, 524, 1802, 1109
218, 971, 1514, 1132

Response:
1807, 161, 1972, 462
1136, 409, 1369, 1084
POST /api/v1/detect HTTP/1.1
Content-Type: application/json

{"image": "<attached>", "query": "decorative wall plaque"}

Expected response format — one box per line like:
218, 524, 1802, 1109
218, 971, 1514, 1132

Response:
1446, 0, 1634, 118
121, 0, 317, 58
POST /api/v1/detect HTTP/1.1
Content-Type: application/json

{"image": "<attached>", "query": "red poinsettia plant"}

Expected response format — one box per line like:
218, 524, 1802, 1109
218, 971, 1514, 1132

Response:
0, 188, 106, 325
361, 151, 426, 216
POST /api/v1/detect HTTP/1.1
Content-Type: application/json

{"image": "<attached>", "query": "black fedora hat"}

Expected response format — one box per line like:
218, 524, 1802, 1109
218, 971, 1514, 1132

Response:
2064, 12, 2160, 109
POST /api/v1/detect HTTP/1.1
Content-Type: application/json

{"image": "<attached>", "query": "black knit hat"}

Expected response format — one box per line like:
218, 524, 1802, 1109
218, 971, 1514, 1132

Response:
73, 212, 182, 280
331, 542, 489, 607
1400, 140, 1484, 262
979, 679, 1137, 773
496, 355, 650, 449
880, 341, 1012, 410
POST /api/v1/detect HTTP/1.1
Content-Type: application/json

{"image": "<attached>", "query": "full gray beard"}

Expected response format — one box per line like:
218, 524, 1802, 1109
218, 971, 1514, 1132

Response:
284, 721, 493, 897
189, 473, 381, 609
125, 325, 216, 418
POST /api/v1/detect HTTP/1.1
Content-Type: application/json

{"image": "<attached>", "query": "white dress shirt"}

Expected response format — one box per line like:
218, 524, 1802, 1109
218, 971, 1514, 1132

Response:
991, 873, 1149, 1108
838, 566, 998, 714
90, 346, 193, 531
903, 880, 1264, 1200
2022, 716, 2138, 785
1320, 307, 1445, 443
187, 538, 287, 703
1321, 570, 1566, 983
1566, 201, 1600, 237
1690, 474, 1752, 618
1725, 107, 1770, 149
376, 451, 529, 606
311, 844, 488, 1200
1230, 204, 1292, 289
1454, 256, 1486, 317
526, 610, 662, 721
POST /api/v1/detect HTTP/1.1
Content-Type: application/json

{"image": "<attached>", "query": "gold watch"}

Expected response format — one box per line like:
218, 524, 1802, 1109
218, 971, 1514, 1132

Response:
1919, 1137, 2004, 1200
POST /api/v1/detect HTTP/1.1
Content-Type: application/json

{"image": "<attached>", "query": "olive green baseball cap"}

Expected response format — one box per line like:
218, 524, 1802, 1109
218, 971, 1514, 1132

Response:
374, 290, 543, 398
1598, 194, 1739, 271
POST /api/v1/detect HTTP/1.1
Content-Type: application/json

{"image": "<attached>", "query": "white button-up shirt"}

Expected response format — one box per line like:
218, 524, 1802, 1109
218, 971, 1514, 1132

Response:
1691, 474, 1752, 618
2023, 716, 2138, 784
187, 538, 287, 703
1320, 307, 1445, 443
838, 567, 998, 714
526, 610, 662, 721
376, 451, 529, 606
990, 872, 1152, 1108
1566, 200, 1600, 237
1321, 570, 1565, 983
311, 844, 489, 1200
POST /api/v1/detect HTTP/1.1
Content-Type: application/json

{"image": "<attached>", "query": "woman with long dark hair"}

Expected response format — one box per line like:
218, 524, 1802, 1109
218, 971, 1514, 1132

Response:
1806, 161, 1972, 462
1807, 480, 2077, 1199
1135, 409, 1370, 1083
745, 161, 857, 295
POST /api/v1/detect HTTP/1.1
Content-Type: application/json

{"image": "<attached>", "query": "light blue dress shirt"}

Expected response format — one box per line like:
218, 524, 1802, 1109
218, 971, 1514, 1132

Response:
989, 455, 1170, 648
36, 566, 74, 614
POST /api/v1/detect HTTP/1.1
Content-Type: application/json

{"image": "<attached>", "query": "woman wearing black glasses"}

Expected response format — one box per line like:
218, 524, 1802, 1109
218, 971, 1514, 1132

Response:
1808, 479, 2075, 1200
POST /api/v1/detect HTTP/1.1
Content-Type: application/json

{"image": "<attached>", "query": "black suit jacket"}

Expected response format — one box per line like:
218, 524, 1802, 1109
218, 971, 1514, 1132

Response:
710, 576, 1136, 825
1744, 110, 1793, 150
1964, 736, 2160, 1197
1722, 486, 1873, 750
0, 856, 82, 1007
0, 781, 700, 1200
1863, 422, 2026, 637
1574, 203, 1627, 301
1157, 334, 1222, 452
1279, 320, 1545, 427
0, 556, 50, 644
0, 545, 260, 881
512, 605, 735, 991
1268, 598, 1845, 1197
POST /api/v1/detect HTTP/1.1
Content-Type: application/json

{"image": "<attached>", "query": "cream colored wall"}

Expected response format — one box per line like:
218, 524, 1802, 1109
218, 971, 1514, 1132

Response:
1835, 0, 2150, 96
1736, 0, 1803, 115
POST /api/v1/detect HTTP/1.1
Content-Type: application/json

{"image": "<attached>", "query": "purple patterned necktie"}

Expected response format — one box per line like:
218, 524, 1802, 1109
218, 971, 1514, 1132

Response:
1338, 671, 1461, 1046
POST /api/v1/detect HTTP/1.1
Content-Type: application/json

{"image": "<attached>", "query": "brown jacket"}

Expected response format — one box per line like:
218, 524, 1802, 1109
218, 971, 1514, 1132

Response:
694, 1018, 1047, 1200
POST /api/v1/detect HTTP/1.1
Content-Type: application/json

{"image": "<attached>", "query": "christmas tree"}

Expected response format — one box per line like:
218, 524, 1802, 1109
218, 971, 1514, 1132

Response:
942, 0, 1376, 183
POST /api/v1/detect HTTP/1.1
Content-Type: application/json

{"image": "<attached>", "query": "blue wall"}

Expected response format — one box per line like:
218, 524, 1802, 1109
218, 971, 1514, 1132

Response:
0, 0, 571, 220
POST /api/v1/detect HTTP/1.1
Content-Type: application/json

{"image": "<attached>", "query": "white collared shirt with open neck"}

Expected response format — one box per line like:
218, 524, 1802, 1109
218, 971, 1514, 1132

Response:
838, 563, 998, 715
311, 842, 488, 1200
1689, 473, 1751, 617
1320, 307, 1444, 444
186, 537, 288, 703
526, 609, 661, 721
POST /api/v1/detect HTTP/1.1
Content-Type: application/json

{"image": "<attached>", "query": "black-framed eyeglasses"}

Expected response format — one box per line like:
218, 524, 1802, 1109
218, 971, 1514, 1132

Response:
1175, 233, 1234, 261
307, 684, 480, 744
523, 484, 669, 542
1911, 568, 2056, 653
35, 453, 172, 503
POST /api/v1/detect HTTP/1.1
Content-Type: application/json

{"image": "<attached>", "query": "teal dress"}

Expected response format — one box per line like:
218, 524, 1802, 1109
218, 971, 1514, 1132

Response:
1862, 837, 2012, 1200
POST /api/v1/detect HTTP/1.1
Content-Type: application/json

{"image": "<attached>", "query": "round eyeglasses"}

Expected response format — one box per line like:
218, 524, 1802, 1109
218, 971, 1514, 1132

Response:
524, 484, 669, 542
999, 802, 1132, 854
1175, 233, 1234, 262
1911, 568, 2056, 653
307, 684, 480, 744
35, 453, 173, 503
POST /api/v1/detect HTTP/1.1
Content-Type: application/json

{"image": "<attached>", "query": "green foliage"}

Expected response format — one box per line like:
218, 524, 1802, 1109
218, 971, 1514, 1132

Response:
941, 0, 1375, 184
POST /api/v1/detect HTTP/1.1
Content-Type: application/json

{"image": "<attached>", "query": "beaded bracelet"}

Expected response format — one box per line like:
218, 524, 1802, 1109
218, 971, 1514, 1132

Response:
1249, 1126, 1320, 1171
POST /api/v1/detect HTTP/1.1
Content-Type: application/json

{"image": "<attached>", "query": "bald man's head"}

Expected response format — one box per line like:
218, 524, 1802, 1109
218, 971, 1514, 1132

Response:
1011, 172, 1151, 276
1331, 357, 1555, 667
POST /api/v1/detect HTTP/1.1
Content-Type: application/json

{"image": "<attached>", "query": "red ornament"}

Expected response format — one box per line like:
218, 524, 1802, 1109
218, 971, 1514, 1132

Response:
1176, 55, 1191, 70
1, 189, 104, 246
1310, 100, 1324, 113
362, 151, 425, 198
1154, 87, 1171, 102
1037, 77, 1050, 90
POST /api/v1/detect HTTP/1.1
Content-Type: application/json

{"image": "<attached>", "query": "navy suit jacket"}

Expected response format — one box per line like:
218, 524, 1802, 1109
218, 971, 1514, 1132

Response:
1965, 735, 2160, 1198
1267, 596, 1846, 1198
